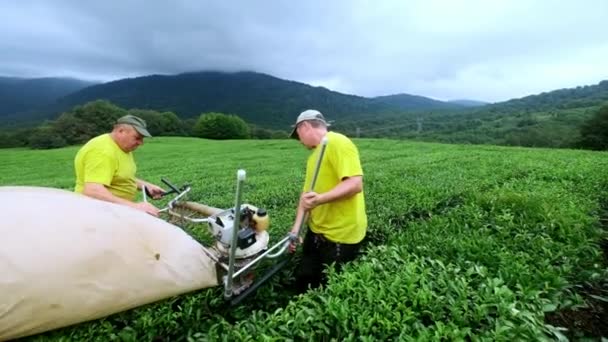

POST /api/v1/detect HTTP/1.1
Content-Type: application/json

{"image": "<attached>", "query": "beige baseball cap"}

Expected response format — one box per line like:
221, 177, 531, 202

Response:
289, 109, 332, 139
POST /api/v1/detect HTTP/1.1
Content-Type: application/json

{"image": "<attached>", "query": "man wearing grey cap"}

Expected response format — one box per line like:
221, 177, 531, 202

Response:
74, 114, 165, 216
288, 109, 368, 293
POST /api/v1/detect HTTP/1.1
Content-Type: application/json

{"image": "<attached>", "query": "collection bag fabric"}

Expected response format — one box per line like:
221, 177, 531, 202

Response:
0, 186, 218, 341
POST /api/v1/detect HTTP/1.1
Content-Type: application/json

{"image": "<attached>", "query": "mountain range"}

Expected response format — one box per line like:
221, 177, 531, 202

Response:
0, 71, 606, 144
0, 77, 97, 121
0, 71, 486, 129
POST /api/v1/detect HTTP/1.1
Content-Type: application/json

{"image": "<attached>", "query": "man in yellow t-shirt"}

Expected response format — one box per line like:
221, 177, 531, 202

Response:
74, 115, 165, 216
288, 109, 367, 292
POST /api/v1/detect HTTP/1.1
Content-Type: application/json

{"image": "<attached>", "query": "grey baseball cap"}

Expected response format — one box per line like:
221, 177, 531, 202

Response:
289, 109, 332, 139
116, 115, 151, 137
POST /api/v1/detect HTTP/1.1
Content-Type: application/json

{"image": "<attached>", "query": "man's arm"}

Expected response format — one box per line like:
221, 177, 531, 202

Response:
83, 182, 160, 216
300, 176, 362, 210
318, 176, 362, 204
291, 175, 363, 227
290, 175, 362, 241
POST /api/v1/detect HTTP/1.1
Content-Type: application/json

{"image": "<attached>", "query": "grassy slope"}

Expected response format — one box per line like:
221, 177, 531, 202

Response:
1, 137, 607, 341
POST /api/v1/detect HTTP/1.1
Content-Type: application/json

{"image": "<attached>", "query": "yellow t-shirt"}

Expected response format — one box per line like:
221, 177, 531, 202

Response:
303, 131, 367, 244
74, 133, 138, 201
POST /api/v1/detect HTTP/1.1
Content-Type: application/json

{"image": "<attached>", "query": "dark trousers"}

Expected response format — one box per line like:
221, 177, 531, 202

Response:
294, 229, 361, 293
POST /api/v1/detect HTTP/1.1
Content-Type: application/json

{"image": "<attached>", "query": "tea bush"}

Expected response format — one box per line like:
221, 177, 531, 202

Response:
1, 137, 606, 341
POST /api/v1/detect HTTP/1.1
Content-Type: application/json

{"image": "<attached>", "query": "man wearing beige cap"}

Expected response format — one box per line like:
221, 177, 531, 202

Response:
74, 114, 165, 216
288, 109, 368, 293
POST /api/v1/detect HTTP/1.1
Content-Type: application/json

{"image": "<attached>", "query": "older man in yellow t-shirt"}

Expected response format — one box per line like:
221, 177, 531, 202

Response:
288, 109, 368, 293
74, 115, 165, 216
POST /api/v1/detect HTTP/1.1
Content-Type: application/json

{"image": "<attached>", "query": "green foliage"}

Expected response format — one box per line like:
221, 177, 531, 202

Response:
2, 101, 240, 150
577, 104, 608, 150
127, 109, 185, 136
0, 131, 11, 148
28, 124, 67, 149
1, 100, 288, 150
248, 124, 273, 139
126, 109, 165, 136
53, 100, 127, 145
489, 80, 608, 113
332, 81, 608, 149
336, 104, 604, 149
3, 74, 608, 149
180, 117, 198, 137
159, 111, 185, 136
193, 112, 250, 139
1, 138, 607, 341
0, 127, 33, 148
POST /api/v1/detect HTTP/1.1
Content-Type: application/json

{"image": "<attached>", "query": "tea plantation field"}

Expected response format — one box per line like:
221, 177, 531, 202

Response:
1, 137, 607, 341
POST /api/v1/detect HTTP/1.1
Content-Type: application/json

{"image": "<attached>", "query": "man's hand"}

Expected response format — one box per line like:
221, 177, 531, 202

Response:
132, 202, 160, 217
139, 179, 166, 200
82, 182, 161, 217
145, 183, 166, 200
300, 191, 324, 210
300, 176, 363, 210
288, 225, 303, 253
289, 191, 322, 253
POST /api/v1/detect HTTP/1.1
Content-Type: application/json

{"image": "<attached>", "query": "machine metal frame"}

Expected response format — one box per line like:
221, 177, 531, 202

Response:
142, 137, 328, 305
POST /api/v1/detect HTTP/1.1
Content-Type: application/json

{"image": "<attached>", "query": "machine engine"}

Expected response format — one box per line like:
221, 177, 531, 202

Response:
208, 204, 270, 260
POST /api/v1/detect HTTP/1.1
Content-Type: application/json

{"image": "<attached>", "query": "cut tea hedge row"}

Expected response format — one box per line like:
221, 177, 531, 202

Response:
1, 137, 606, 341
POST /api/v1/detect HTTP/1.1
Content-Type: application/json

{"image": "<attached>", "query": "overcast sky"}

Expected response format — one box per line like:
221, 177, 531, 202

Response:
1, 0, 607, 103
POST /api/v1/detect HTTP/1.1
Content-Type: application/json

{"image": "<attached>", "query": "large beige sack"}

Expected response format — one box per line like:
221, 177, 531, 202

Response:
0, 186, 219, 341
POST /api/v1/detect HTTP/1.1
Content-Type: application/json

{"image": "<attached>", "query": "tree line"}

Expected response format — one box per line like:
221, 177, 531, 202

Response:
333, 103, 608, 151
1, 99, 607, 151
0, 100, 289, 149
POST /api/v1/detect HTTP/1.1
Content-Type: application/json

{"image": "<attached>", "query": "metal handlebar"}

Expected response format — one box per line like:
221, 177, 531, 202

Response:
141, 178, 192, 213
225, 169, 246, 299
264, 232, 297, 259
293, 135, 329, 240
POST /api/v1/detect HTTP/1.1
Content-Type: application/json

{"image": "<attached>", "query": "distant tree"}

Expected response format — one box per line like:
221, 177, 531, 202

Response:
160, 111, 184, 136
4, 127, 36, 148
28, 125, 67, 149
181, 117, 198, 136
54, 113, 97, 145
577, 104, 608, 150
271, 131, 289, 139
71, 100, 126, 134
128, 109, 165, 136
128, 109, 184, 136
193, 112, 249, 140
516, 118, 538, 127
249, 124, 274, 139
0, 132, 11, 148
54, 100, 127, 144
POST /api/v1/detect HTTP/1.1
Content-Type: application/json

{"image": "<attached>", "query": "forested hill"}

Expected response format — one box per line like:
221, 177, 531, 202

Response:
0, 77, 96, 120
2, 71, 464, 129
368, 93, 461, 110
2, 71, 606, 150
447, 99, 488, 107
334, 79, 608, 149
481, 80, 608, 113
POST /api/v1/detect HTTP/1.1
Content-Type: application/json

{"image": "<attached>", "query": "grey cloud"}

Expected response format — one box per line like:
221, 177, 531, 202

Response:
1, 0, 607, 102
